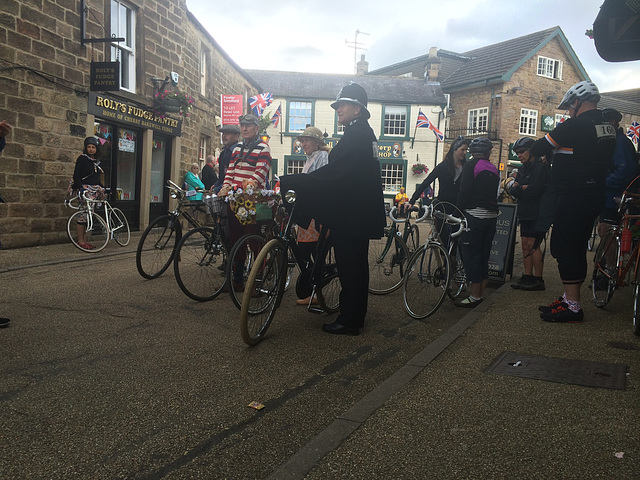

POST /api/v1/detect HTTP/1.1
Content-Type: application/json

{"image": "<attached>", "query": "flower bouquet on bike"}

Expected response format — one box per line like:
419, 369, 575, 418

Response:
225, 180, 281, 226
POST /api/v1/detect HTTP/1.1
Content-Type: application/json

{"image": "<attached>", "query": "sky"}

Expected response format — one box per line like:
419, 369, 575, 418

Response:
185, 0, 639, 94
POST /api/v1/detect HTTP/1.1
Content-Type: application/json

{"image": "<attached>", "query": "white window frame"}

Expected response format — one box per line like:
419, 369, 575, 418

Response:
537, 56, 563, 80
110, 0, 136, 93
288, 101, 312, 132
200, 48, 207, 97
199, 135, 208, 162
519, 108, 538, 136
467, 107, 488, 134
286, 159, 305, 175
383, 105, 408, 137
380, 162, 404, 194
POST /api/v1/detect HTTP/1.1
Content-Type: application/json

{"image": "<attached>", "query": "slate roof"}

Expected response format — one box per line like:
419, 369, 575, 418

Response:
600, 89, 640, 116
440, 27, 588, 89
245, 70, 447, 106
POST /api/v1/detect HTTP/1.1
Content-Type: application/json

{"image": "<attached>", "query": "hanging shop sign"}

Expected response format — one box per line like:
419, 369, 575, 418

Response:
221, 94, 243, 126
293, 137, 403, 159
88, 92, 182, 136
90, 62, 120, 91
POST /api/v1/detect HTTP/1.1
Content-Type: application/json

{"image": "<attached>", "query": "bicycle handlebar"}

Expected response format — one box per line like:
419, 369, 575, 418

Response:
388, 206, 419, 224
408, 204, 468, 238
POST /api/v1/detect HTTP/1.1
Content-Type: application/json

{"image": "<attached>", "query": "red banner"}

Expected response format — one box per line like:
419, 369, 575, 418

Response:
221, 94, 243, 125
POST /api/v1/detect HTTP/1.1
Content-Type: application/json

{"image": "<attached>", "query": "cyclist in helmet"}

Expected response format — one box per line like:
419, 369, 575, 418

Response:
456, 137, 499, 308
72, 136, 105, 250
596, 108, 637, 239
509, 137, 550, 291
530, 80, 617, 323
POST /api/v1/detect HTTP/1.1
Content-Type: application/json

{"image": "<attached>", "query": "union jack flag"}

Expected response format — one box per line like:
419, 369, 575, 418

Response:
628, 121, 640, 146
416, 109, 443, 142
249, 92, 273, 116
416, 109, 431, 128
271, 104, 282, 128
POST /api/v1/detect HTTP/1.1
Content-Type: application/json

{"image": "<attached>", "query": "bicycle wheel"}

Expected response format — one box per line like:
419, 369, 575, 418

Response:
174, 226, 227, 302
368, 231, 410, 294
634, 284, 640, 336
588, 220, 598, 252
316, 245, 340, 314
136, 214, 182, 279
240, 239, 286, 345
227, 233, 267, 310
403, 243, 450, 319
66, 210, 109, 253
110, 207, 130, 246
406, 224, 420, 253
592, 228, 618, 307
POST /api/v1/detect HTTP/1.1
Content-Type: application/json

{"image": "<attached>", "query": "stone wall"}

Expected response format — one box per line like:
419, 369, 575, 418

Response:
0, 0, 256, 248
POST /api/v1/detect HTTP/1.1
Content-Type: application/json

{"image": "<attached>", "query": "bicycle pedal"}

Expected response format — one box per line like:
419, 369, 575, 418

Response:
307, 305, 325, 314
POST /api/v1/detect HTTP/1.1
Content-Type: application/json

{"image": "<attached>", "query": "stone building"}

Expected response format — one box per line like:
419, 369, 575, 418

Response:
0, 0, 258, 248
368, 26, 632, 175
246, 69, 447, 207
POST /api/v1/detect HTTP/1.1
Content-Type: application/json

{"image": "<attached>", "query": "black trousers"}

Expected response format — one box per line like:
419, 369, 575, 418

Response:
331, 233, 370, 328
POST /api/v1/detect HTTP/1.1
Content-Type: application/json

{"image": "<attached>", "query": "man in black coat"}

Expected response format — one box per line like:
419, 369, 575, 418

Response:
201, 155, 218, 191
280, 82, 386, 335
213, 124, 240, 194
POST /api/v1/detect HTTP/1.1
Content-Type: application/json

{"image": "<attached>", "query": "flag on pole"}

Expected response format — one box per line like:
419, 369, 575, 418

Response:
271, 104, 282, 128
249, 92, 273, 116
415, 109, 444, 142
628, 121, 640, 146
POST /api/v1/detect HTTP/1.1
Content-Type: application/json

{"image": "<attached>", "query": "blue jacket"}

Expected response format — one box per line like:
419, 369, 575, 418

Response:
184, 171, 205, 201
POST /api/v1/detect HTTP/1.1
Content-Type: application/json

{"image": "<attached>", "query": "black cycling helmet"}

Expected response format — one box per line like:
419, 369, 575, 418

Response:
602, 108, 623, 123
513, 137, 535, 152
84, 136, 99, 148
468, 137, 493, 157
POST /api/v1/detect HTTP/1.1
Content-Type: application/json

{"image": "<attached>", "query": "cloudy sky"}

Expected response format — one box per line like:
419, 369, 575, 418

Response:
185, 0, 639, 94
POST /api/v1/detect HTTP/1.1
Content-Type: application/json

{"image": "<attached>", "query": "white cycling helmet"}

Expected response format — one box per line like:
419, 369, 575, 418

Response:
558, 81, 600, 110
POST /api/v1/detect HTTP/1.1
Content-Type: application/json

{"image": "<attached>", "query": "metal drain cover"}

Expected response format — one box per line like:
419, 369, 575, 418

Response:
486, 351, 627, 390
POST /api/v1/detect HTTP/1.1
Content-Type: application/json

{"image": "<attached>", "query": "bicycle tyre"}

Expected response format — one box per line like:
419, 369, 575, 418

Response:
588, 220, 598, 252
403, 243, 450, 319
447, 247, 467, 300
227, 233, 268, 310
174, 226, 228, 302
136, 214, 181, 279
240, 239, 286, 346
67, 210, 109, 253
110, 207, 131, 246
592, 228, 618, 308
406, 224, 420, 254
634, 284, 640, 336
368, 231, 410, 295
316, 245, 340, 314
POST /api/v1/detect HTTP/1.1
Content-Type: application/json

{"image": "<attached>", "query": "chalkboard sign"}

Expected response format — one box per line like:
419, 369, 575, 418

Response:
488, 203, 518, 283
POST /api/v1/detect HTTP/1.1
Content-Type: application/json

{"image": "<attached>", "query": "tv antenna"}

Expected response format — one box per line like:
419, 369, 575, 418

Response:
345, 29, 369, 74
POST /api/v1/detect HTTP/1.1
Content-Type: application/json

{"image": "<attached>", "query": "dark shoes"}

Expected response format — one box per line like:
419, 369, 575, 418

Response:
322, 321, 360, 336
454, 296, 483, 308
540, 303, 584, 323
0, 317, 10, 328
538, 297, 564, 314
512, 274, 545, 291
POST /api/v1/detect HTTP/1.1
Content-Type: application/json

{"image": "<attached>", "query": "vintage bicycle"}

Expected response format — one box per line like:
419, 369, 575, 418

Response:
397, 201, 467, 319
65, 188, 130, 252
591, 177, 640, 335
239, 190, 340, 346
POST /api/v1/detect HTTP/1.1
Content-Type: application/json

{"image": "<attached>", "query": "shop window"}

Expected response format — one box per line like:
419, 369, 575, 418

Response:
110, 0, 136, 93
285, 158, 305, 175
381, 161, 404, 194
117, 128, 137, 200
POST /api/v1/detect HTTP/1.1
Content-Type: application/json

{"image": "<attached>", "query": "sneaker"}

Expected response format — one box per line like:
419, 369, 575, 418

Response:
454, 296, 483, 308
511, 274, 534, 290
540, 304, 584, 323
519, 277, 545, 291
538, 297, 564, 314
0, 317, 10, 328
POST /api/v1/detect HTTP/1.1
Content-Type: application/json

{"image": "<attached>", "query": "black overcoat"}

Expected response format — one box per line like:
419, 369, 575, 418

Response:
280, 118, 386, 239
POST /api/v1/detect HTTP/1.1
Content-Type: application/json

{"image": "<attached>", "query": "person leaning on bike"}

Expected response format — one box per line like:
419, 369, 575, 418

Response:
531, 81, 617, 323
280, 82, 386, 336
509, 137, 550, 291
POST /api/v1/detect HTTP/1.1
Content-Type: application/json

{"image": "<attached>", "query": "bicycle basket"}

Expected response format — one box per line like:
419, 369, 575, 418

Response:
204, 195, 223, 215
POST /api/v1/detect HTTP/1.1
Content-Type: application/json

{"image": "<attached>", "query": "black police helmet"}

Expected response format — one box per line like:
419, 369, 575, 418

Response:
330, 82, 370, 119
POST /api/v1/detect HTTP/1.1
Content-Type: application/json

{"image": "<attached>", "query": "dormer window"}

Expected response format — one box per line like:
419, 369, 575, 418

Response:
537, 56, 563, 80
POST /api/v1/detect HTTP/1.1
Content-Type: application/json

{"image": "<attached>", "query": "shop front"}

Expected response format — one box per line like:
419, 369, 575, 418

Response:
88, 92, 182, 229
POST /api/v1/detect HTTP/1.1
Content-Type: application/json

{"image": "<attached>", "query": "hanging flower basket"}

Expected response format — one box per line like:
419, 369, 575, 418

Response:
153, 91, 194, 117
412, 163, 428, 175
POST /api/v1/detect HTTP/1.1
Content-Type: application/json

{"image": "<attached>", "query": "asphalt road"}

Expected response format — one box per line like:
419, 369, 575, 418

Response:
1, 245, 472, 479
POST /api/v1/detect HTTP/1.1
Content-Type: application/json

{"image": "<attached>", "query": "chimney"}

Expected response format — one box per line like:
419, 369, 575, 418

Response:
424, 46, 440, 84
356, 54, 369, 75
